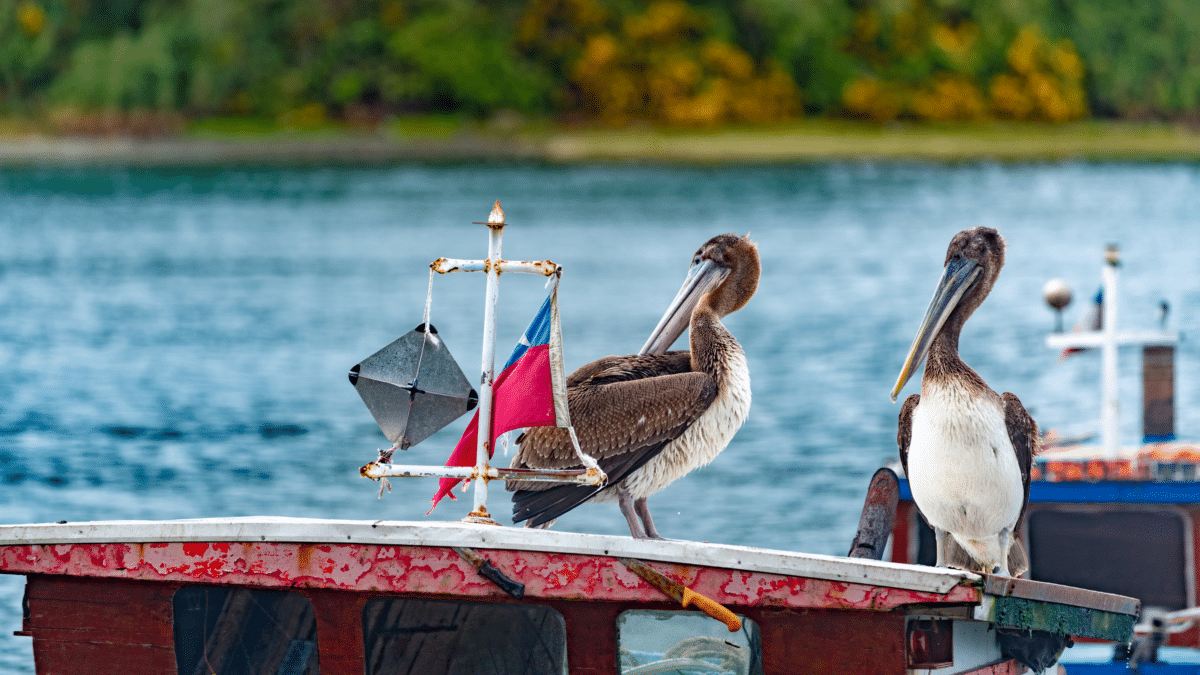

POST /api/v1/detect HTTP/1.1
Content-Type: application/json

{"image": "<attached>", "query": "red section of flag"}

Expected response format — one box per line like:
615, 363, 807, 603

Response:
494, 344, 557, 433
429, 344, 556, 510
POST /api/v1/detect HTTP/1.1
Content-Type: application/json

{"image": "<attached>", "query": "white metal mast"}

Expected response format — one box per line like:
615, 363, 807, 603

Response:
360, 202, 604, 523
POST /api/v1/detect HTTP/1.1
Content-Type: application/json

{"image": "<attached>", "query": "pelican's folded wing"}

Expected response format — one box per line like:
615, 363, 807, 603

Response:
508, 368, 716, 526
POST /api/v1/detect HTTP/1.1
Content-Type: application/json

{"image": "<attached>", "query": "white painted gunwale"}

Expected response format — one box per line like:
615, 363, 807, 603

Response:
0, 516, 975, 595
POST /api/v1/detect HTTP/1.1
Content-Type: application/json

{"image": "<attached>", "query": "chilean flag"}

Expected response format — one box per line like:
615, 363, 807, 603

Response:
430, 292, 566, 509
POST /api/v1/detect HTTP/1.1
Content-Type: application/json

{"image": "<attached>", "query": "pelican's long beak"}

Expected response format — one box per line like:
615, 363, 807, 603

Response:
890, 254, 982, 401
639, 258, 729, 355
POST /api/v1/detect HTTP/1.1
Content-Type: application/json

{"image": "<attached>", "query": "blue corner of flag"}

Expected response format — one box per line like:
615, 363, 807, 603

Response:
503, 294, 553, 371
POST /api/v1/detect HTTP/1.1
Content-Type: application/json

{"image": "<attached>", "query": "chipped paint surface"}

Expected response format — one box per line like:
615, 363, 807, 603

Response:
0, 518, 978, 595
0, 541, 977, 611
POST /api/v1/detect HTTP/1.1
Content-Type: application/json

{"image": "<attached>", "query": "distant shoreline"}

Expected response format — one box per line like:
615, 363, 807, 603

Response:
3, 121, 1200, 166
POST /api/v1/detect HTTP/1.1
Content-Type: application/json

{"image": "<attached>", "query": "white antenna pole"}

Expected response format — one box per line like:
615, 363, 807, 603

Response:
1046, 242, 1178, 457
1101, 244, 1120, 459
471, 202, 507, 519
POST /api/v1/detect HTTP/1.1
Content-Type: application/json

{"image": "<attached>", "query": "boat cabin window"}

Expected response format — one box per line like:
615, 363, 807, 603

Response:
1027, 507, 1190, 611
616, 609, 763, 675
362, 597, 567, 675
172, 586, 319, 675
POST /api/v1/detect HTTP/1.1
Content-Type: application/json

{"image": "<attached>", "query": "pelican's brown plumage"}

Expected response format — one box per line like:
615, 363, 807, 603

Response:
508, 233, 759, 539
892, 227, 1038, 577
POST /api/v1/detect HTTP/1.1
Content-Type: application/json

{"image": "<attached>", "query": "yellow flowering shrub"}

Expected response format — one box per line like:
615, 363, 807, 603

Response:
930, 22, 978, 60
17, 1, 46, 36
523, 0, 800, 126
842, 0, 1087, 124
843, 3, 988, 122
990, 26, 1086, 122
517, 0, 608, 62
910, 74, 987, 122
842, 77, 903, 122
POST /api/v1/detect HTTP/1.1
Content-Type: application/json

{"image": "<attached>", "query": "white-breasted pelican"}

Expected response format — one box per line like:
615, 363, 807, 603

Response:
892, 227, 1037, 576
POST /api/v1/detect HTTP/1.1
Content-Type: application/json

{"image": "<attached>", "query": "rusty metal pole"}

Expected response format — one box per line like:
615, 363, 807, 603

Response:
470, 203, 506, 521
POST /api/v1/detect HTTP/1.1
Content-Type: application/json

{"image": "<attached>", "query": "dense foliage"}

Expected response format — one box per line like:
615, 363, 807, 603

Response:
2, 0, 1199, 130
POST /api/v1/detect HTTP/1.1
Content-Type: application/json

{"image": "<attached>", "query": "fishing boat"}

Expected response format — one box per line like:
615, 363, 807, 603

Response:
0, 205, 1136, 674
890, 243, 1193, 673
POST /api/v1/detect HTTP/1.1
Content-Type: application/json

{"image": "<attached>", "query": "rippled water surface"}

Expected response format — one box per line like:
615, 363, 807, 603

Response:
2, 161, 1200, 669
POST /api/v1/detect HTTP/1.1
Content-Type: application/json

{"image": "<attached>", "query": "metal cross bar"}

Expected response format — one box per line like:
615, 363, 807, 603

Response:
432, 258, 558, 276
360, 462, 605, 485
1045, 331, 1180, 349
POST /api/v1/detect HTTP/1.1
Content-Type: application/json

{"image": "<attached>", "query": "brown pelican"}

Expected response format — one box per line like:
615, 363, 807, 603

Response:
508, 233, 759, 539
891, 227, 1038, 576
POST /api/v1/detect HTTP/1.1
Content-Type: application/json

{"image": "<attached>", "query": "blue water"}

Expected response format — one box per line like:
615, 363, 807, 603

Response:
2, 161, 1200, 669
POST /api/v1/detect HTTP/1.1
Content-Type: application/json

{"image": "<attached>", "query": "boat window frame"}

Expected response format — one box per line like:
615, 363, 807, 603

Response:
1021, 502, 1196, 610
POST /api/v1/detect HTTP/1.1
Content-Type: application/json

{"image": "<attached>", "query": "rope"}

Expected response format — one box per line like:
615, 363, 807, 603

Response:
396, 266, 439, 452
623, 636, 749, 675
547, 270, 601, 475
622, 658, 727, 674
568, 427, 599, 473
665, 636, 748, 671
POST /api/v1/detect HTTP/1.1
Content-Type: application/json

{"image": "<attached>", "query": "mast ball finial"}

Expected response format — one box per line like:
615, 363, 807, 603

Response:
1105, 243, 1120, 267
1043, 278, 1072, 311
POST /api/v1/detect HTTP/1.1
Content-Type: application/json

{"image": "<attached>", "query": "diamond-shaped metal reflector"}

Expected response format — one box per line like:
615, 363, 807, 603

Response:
349, 324, 478, 450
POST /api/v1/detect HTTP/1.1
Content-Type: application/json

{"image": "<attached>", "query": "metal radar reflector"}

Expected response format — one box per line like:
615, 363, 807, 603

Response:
349, 324, 478, 450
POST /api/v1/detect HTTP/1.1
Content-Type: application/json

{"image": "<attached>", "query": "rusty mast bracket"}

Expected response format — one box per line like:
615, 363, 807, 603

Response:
462, 504, 498, 526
